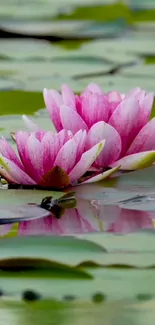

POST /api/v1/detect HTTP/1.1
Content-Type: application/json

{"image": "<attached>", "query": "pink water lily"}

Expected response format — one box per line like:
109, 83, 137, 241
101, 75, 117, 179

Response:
0, 130, 118, 187
36, 84, 155, 171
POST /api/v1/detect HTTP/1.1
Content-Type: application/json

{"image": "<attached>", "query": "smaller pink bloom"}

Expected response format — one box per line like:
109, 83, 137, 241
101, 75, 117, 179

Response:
0, 130, 117, 188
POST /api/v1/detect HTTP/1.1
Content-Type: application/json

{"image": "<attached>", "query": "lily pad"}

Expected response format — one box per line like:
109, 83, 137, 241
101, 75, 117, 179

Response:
120, 64, 155, 78
0, 205, 51, 225
0, 78, 21, 91
2, 298, 155, 325
0, 91, 44, 115
0, 114, 54, 138
78, 39, 139, 64
0, 60, 113, 80
0, 39, 64, 61
80, 75, 155, 93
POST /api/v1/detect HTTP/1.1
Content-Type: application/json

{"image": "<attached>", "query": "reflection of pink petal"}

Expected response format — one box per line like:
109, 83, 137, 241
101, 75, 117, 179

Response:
59, 199, 101, 234
94, 204, 121, 227
107, 208, 153, 234
18, 216, 63, 236
0, 224, 13, 236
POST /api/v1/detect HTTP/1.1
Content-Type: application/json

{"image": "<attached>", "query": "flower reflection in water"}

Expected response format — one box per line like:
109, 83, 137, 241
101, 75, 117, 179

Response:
1, 197, 154, 237
92, 202, 153, 234
18, 199, 100, 236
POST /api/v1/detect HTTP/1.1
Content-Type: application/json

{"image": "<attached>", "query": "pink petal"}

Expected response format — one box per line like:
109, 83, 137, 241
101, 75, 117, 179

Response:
81, 90, 109, 127
22, 115, 40, 132
60, 105, 88, 134
61, 84, 76, 109
87, 121, 122, 167
57, 129, 73, 147
75, 95, 82, 115
73, 130, 87, 160
54, 138, 77, 173
24, 135, 44, 182
0, 165, 17, 183
0, 224, 13, 236
41, 131, 60, 173
106, 91, 122, 117
82, 166, 119, 184
16, 131, 30, 164
34, 131, 46, 142
108, 101, 121, 117
0, 138, 23, 169
139, 92, 154, 124
125, 87, 146, 101
109, 98, 143, 155
111, 151, 155, 170
106, 91, 122, 102
43, 88, 63, 131
69, 140, 105, 183
0, 156, 36, 184
85, 83, 103, 93
41, 130, 73, 174
127, 117, 155, 154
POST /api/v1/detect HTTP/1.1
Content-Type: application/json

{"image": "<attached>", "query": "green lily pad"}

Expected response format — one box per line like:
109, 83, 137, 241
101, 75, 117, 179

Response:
0, 91, 44, 115
80, 75, 155, 93
0, 79, 22, 90
0, 189, 64, 206
76, 39, 139, 64
0, 39, 65, 61
0, 19, 124, 39
91, 38, 155, 56
113, 166, 155, 192
0, 113, 54, 138
0, 60, 113, 80
120, 64, 155, 78
23, 76, 83, 92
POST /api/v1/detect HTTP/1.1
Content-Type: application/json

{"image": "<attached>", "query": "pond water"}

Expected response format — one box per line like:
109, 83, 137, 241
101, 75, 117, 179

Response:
1, 1, 155, 324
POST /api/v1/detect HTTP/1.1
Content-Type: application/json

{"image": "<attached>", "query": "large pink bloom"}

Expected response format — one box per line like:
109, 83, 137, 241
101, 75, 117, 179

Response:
0, 130, 118, 187
38, 84, 155, 170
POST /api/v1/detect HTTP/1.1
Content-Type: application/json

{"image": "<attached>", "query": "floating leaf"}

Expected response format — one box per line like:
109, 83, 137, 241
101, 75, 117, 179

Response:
0, 204, 51, 225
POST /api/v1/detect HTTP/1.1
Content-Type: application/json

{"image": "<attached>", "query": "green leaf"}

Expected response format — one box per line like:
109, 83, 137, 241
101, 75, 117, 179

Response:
1, 300, 151, 325
0, 235, 106, 265
113, 166, 155, 191
0, 91, 44, 115
78, 231, 155, 253
0, 189, 64, 206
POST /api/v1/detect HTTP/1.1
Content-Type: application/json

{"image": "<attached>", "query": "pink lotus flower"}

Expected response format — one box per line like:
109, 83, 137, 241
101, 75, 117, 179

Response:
38, 84, 155, 171
0, 130, 118, 188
